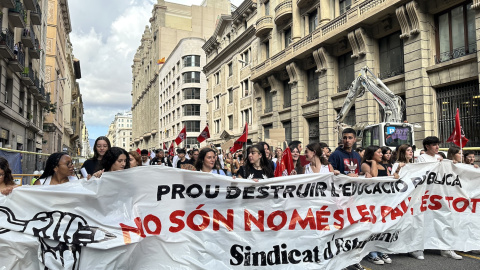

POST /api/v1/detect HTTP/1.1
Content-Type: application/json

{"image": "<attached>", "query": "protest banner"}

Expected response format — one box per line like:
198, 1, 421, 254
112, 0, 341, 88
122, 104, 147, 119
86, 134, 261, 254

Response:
0, 161, 479, 269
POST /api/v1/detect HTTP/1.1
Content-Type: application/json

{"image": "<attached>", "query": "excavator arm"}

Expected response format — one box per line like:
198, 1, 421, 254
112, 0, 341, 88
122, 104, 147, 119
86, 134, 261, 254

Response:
335, 66, 404, 125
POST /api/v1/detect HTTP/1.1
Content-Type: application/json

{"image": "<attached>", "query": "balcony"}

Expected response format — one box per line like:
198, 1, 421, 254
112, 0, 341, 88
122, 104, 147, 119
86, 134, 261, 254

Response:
297, 0, 315, 8
23, 0, 37, 11
8, 50, 25, 72
255, 16, 274, 37
274, 0, 292, 25
29, 39, 40, 59
8, 1, 26, 28
0, 28, 15, 59
37, 85, 48, 105
21, 67, 34, 86
0, 0, 15, 8
30, 4, 41, 25
21, 27, 35, 48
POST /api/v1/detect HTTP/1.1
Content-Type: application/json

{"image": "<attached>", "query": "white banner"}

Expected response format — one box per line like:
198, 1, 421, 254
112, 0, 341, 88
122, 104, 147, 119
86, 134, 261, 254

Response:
1, 161, 479, 269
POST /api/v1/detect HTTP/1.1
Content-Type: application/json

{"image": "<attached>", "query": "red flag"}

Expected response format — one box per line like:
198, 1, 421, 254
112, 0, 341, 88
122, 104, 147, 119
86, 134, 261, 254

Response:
174, 126, 187, 145
230, 122, 248, 153
136, 148, 141, 154
197, 125, 210, 143
168, 141, 175, 156
446, 108, 469, 147
274, 148, 295, 177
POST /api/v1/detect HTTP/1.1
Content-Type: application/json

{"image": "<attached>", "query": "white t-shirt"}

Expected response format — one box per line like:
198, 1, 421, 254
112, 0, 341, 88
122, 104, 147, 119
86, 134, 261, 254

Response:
416, 153, 442, 163
39, 176, 78, 185
304, 164, 330, 174
142, 160, 150, 166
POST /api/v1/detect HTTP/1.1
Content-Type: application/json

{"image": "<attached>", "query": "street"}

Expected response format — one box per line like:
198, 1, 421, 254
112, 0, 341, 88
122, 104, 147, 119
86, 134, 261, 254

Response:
360, 250, 480, 270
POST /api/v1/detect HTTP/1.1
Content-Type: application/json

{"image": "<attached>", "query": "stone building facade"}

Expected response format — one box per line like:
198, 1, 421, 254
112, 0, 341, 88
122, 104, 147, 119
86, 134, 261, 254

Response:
43, 0, 83, 156
203, 0, 259, 147
107, 111, 133, 150
157, 38, 208, 149
0, 0, 48, 167
131, 0, 230, 151
244, 0, 480, 148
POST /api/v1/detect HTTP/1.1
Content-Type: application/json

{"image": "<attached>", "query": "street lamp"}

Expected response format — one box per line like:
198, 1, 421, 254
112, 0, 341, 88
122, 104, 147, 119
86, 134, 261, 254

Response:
44, 77, 67, 85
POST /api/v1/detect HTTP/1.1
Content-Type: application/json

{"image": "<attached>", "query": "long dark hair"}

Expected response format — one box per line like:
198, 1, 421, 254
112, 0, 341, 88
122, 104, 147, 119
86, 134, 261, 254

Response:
289, 145, 304, 174
39, 152, 68, 179
362, 145, 380, 164
0, 157, 14, 185
241, 144, 274, 178
306, 142, 329, 166
381, 146, 392, 164
101, 147, 130, 172
396, 144, 413, 163
90, 136, 111, 161
195, 148, 216, 171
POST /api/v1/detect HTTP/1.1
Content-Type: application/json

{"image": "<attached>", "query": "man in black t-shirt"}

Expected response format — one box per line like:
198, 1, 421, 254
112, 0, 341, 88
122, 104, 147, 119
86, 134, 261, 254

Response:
150, 149, 172, 167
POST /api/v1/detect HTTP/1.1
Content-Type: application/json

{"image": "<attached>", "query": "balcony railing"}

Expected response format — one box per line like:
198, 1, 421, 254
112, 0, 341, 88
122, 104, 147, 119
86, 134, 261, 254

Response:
306, 94, 319, 101
378, 65, 405, 80
30, 3, 42, 25
9, 50, 25, 72
29, 39, 40, 59
255, 15, 273, 37
23, 0, 37, 11
0, 28, 15, 59
22, 67, 35, 85
0, 0, 15, 8
434, 45, 477, 64
8, 1, 26, 28
21, 27, 35, 48
274, 0, 292, 24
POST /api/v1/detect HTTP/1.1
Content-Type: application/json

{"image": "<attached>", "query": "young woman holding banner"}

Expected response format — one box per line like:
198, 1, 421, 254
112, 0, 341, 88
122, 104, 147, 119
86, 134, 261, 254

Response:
235, 144, 273, 181
304, 142, 338, 175
195, 148, 226, 175
0, 157, 17, 195
289, 144, 304, 175
91, 147, 130, 178
392, 144, 414, 179
34, 152, 78, 185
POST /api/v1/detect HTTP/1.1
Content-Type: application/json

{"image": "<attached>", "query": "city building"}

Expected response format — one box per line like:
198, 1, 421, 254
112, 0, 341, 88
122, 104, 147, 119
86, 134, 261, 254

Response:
107, 111, 133, 150
203, 0, 259, 147
0, 0, 48, 171
157, 38, 208, 149
238, 0, 479, 148
43, 0, 83, 155
131, 0, 231, 150
81, 123, 91, 158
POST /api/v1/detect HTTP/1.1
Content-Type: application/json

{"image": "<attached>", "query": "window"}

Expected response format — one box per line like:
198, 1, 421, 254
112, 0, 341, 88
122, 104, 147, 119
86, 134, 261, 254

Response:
5, 78, 13, 106
228, 115, 233, 130
283, 80, 291, 108
183, 72, 200, 83
307, 117, 319, 143
19, 91, 24, 115
340, 0, 351, 15
242, 79, 250, 97
379, 31, 404, 79
242, 108, 251, 124
436, 2, 476, 63
184, 121, 200, 132
265, 1, 270, 16
215, 71, 220, 84
264, 87, 273, 113
307, 68, 319, 101
228, 62, 233, 76
284, 28, 292, 48
228, 88, 233, 104
214, 95, 220, 109
183, 104, 200, 116
241, 49, 250, 67
244, 20, 248, 30
263, 124, 273, 139
264, 40, 270, 59
337, 52, 355, 92
183, 88, 200, 99
214, 119, 221, 133
185, 137, 197, 147
183, 55, 200, 67
309, 9, 318, 34
283, 121, 292, 143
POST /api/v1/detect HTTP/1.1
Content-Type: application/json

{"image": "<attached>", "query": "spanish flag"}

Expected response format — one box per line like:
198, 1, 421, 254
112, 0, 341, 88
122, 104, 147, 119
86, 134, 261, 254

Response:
157, 57, 165, 65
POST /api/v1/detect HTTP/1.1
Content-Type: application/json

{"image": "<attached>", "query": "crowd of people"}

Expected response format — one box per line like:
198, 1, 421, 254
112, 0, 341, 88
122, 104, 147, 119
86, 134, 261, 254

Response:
0, 129, 479, 269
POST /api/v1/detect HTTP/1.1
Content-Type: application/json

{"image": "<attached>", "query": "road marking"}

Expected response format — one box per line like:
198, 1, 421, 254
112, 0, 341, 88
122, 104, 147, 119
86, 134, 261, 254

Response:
364, 267, 373, 270
457, 252, 480, 260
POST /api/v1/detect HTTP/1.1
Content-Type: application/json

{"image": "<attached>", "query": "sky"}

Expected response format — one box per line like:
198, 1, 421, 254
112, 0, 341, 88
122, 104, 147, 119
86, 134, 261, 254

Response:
69, 0, 243, 143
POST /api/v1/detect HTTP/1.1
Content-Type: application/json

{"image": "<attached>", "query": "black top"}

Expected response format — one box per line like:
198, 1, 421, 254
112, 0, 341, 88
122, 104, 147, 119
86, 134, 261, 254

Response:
82, 159, 100, 175
377, 167, 389, 177
381, 163, 392, 175
237, 166, 270, 180
177, 159, 190, 169
151, 157, 172, 167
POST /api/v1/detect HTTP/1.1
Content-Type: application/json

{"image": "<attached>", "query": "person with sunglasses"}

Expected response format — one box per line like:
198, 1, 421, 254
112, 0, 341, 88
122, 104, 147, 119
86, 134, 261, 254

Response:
34, 152, 78, 185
